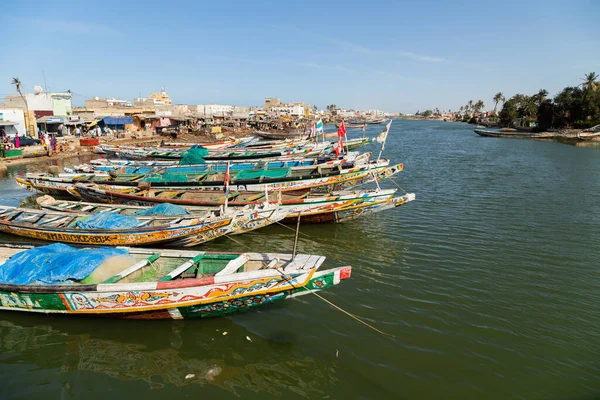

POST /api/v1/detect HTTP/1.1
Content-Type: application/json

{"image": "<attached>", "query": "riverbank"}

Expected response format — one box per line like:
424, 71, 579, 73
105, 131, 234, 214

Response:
0, 131, 245, 172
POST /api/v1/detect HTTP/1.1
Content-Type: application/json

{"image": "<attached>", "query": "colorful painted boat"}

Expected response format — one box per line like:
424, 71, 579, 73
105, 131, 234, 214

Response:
0, 205, 280, 247
67, 153, 369, 175
17, 161, 400, 195
253, 131, 307, 140
100, 144, 328, 161
36, 189, 416, 224
0, 244, 351, 319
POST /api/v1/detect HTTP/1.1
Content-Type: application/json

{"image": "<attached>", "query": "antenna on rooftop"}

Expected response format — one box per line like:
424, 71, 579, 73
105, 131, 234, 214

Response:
42, 70, 48, 92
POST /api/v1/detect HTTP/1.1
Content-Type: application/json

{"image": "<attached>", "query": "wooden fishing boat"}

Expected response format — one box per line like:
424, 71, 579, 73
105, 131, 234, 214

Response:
67, 153, 369, 175
35, 195, 291, 237
473, 129, 557, 139
335, 123, 366, 129
84, 150, 362, 169
0, 244, 351, 319
17, 161, 400, 195
253, 131, 307, 140
0, 205, 271, 247
158, 138, 243, 149
68, 180, 409, 220
99, 143, 329, 161
36, 189, 416, 224
283, 192, 415, 223
367, 118, 388, 125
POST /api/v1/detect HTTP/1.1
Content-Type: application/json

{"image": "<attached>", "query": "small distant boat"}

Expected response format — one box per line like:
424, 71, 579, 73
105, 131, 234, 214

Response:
367, 118, 387, 125
473, 129, 556, 139
577, 125, 600, 140
0, 244, 351, 319
253, 131, 307, 140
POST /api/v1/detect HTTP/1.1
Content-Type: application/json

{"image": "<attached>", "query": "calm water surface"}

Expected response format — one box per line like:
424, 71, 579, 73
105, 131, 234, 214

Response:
0, 120, 599, 399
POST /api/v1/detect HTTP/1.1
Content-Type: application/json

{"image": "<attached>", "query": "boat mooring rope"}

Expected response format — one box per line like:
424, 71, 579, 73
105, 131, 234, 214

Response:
222, 234, 398, 339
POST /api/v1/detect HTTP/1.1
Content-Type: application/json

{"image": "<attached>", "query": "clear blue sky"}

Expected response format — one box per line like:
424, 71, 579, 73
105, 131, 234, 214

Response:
1, 0, 598, 113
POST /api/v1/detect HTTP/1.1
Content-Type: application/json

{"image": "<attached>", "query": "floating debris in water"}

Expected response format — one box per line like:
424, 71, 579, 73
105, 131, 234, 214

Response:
205, 366, 222, 382
336, 349, 339, 358
222, 331, 228, 336
246, 336, 252, 342
185, 374, 195, 379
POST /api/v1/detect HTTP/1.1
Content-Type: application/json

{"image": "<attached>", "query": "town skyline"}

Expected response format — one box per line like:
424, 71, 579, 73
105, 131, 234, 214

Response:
1, 0, 598, 113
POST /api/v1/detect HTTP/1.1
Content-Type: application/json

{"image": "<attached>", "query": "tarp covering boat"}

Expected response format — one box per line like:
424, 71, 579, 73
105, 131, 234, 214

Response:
179, 146, 209, 165
76, 212, 143, 229
132, 203, 190, 216
0, 243, 128, 285
233, 168, 291, 180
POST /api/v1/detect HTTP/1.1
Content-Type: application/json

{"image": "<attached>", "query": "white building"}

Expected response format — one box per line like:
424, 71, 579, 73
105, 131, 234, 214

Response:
0, 109, 26, 137
271, 104, 305, 117
4, 91, 73, 117
106, 97, 132, 107
366, 109, 385, 117
197, 104, 234, 116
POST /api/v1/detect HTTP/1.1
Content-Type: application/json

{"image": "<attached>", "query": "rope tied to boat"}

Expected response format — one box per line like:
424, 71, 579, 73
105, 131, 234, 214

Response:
221, 234, 399, 339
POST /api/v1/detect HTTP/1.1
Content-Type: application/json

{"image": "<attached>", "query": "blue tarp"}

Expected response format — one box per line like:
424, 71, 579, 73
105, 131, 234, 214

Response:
102, 116, 133, 125
0, 243, 129, 285
132, 203, 190, 216
76, 212, 143, 230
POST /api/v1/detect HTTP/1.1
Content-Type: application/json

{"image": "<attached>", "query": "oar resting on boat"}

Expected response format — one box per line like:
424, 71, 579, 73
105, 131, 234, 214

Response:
0, 243, 352, 319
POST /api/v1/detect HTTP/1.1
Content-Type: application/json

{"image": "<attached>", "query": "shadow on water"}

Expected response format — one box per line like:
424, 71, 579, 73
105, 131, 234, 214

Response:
0, 311, 337, 399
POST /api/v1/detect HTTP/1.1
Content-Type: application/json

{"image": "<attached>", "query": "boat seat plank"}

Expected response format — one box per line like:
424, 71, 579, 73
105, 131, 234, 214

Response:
159, 254, 205, 281
215, 254, 250, 276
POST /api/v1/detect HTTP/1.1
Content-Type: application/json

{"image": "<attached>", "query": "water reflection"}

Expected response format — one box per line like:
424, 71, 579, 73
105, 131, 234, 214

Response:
0, 314, 335, 396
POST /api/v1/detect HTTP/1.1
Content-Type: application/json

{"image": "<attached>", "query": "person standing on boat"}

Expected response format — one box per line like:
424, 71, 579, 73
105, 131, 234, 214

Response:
14, 134, 20, 149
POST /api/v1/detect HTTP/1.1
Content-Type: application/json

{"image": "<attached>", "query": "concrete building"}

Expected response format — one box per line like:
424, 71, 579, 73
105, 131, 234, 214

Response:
264, 98, 281, 110
197, 104, 234, 116
85, 97, 133, 110
271, 104, 305, 118
0, 109, 26, 137
366, 109, 385, 117
150, 87, 172, 105
3, 91, 72, 135
3, 92, 72, 117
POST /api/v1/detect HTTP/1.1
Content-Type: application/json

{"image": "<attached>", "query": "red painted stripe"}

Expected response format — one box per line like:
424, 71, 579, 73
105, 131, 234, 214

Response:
340, 266, 352, 280
156, 276, 215, 290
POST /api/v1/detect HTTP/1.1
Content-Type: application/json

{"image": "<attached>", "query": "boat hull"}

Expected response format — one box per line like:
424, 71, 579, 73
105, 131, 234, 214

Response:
0, 267, 349, 319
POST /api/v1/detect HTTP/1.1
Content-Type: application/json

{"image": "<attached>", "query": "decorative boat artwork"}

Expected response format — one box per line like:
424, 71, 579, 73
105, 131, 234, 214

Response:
0, 244, 351, 319
0, 204, 285, 247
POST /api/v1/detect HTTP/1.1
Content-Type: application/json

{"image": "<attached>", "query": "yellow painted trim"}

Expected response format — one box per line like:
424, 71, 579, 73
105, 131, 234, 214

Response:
69, 269, 316, 314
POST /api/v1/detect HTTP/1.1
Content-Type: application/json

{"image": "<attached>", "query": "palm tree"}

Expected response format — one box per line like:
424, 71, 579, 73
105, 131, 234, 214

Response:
493, 92, 505, 112
535, 89, 549, 105
582, 72, 598, 92
465, 100, 473, 116
474, 100, 485, 115
11, 77, 32, 136
459, 105, 464, 115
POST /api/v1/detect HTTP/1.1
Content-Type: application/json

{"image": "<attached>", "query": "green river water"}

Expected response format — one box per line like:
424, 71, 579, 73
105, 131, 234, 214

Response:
0, 120, 598, 399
